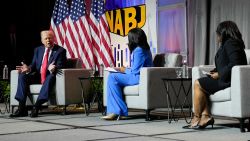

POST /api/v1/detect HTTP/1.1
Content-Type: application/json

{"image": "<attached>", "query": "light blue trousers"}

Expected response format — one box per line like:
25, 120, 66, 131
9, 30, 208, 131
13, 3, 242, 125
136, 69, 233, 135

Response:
106, 73, 139, 116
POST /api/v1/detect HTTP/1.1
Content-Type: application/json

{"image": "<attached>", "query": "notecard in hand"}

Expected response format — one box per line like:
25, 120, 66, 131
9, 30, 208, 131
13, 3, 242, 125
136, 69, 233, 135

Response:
105, 67, 126, 74
202, 71, 211, 77
105, 67, 119, 72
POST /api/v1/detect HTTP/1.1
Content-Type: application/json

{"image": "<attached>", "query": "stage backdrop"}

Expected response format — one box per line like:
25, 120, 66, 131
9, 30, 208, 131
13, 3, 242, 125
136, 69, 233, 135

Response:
106, 0, 157, 67
50, 0, 187, 68
106, 0, 187, 67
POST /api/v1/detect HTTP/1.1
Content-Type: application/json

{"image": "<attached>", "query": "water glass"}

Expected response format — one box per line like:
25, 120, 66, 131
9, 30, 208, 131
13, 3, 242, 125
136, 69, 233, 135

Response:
89, 69, 95, 77
175, 68, 182, 78
99, 64, 104, 77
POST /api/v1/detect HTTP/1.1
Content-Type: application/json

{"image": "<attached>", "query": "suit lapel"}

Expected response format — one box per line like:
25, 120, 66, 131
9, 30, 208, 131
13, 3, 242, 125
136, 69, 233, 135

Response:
49, 50, 55, 64
48, 45, 58, 64
38, 47, 45, 68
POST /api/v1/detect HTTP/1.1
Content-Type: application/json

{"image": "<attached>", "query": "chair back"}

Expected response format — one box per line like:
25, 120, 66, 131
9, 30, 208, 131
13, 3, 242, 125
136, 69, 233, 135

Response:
244, 49, 250, 65
153, 53, 182, 67
65, 58, 82, 68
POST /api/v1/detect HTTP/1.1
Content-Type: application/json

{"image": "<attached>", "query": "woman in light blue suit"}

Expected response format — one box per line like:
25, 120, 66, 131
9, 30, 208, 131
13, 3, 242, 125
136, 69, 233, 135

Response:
102, 28, 153, 120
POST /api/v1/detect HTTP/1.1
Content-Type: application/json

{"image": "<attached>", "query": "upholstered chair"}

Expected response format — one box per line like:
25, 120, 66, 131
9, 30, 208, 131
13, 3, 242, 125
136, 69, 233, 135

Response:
192, 49, 250, 132
103, 53, 190, 120
10, 58, 90, 114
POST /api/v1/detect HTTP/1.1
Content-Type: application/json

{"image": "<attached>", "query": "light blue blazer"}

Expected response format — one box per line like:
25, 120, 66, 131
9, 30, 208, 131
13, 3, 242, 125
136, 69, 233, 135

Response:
106, 46, 153, 116
124, 46, 153, 85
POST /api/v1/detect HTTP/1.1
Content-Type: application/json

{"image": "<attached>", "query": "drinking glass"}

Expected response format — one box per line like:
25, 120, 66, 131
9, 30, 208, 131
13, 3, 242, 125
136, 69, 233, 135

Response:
175, 68, 182, 78
89, 68, 95, 77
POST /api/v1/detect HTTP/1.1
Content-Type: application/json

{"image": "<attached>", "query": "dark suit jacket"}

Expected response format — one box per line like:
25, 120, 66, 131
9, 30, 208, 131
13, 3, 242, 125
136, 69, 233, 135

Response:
14, 44, 67, 103
215, 38, 247, 88
29, 44, 67, 77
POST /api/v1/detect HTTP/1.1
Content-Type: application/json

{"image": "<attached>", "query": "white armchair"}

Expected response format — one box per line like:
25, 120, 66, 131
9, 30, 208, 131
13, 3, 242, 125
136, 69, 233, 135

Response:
103, 53, 190, 120
192, 49, 250, 132
10, 58, 90, 114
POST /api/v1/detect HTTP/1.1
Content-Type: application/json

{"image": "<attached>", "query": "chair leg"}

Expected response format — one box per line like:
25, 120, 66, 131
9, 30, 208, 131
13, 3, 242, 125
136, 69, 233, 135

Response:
11, 106, 15, 113
145, 109, 151, 121
239, 118, 246, 132
247, 118, 250, 132
63, 105, 67, 115
102, 106, 106, 116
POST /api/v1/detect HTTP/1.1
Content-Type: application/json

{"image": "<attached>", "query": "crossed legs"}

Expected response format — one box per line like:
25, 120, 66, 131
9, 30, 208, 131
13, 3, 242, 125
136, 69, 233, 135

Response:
191, 80, 214, 128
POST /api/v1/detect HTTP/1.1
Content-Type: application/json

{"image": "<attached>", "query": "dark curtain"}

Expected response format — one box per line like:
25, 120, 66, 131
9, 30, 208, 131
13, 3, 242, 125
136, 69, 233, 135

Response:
187, 0, 250, 66
1, 0, 55, 71
187, 0, 209, 66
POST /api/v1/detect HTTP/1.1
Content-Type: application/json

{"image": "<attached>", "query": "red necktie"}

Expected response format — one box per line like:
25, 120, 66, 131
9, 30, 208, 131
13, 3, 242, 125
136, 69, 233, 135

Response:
41, 49, 50, 84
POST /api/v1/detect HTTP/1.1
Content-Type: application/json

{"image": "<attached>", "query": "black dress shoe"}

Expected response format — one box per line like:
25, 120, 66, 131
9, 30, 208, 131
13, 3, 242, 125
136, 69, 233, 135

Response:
9, 109, 28, 118
30, 108, 39, 118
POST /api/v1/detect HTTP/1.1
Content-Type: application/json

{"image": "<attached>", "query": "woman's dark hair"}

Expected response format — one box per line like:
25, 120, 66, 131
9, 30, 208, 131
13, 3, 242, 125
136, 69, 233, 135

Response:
216, 21, 245, 48
127, 28, 150, 52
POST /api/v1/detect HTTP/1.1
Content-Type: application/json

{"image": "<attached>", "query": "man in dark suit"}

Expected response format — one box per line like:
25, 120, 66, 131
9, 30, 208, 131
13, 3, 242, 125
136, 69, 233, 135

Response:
10, 30, 67, 118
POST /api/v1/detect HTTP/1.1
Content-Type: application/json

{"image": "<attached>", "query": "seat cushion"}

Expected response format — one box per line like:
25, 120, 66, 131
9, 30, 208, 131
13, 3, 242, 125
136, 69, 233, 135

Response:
29, 84, 42, 94
210, 87, 231, 102
123, 85, 139, 96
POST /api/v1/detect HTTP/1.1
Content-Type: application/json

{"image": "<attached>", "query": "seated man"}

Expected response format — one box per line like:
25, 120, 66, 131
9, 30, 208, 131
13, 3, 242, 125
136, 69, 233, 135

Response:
10, 30, 67, 118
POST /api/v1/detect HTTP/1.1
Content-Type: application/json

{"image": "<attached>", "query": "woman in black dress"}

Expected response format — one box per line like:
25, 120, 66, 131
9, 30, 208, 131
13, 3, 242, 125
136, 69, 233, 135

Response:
187, 21, 247, 129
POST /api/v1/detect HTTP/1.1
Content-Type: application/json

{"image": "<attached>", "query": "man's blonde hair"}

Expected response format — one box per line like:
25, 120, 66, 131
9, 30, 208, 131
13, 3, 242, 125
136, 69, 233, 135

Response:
40, 30, 55, 38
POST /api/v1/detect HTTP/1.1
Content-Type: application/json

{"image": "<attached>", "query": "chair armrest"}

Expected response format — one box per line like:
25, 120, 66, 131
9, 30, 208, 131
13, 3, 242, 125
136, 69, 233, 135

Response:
103, 67, 122, 106
192, 66, 214, 81
140, 67, 176, 108
56, 68, 91, 105
10, 70, 19, 106
103, 70, 111, 106
231, 65, 250, 117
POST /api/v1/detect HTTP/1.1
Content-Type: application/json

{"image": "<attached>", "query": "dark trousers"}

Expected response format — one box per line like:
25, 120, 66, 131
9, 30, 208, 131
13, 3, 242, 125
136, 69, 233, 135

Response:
15, 72, 56, 106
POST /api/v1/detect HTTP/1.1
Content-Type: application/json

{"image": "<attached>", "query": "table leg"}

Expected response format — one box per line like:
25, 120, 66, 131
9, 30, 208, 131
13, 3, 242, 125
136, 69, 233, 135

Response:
163, 80, 174, 123
181, 81, 192, 124
162, 79, 192, 124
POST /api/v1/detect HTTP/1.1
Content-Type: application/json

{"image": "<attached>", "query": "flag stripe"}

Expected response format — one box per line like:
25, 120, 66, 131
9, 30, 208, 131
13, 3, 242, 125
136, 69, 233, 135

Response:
50, 0, 71, 58
100, 16, 114, 65
89, 0, 114, 68
75, 20, 90, 68
77, 18, 94, 68
50, 0, 114, 69
64, 35, 76, 58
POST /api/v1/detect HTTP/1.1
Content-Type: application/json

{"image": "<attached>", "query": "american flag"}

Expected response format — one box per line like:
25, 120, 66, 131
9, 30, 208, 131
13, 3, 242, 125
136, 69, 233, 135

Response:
88, 0, 114, 68
50, 0, 72, 56
64, 0, 94, 68
50, 0, 114, 68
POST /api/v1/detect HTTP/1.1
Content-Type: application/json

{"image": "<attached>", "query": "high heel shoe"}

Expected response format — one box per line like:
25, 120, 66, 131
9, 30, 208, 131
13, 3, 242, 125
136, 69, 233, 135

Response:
101, 113, 118, 120
182, 114, 201, 129
101, 114, 128, 120
198, 115, 215, 129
